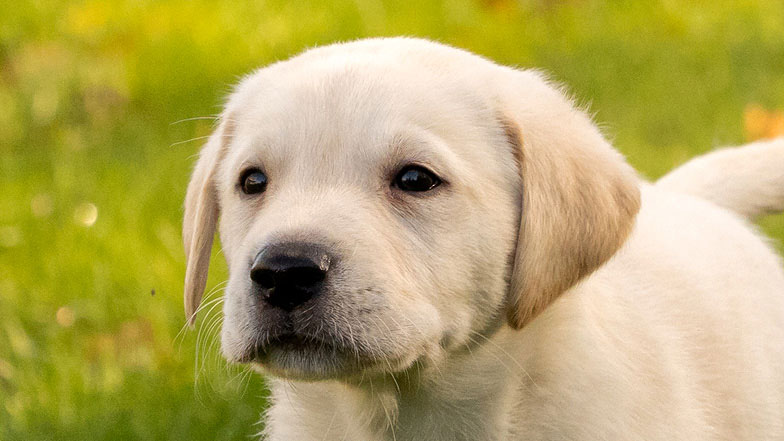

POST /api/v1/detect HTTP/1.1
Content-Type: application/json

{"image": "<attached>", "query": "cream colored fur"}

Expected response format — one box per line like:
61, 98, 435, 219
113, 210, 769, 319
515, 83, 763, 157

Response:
183, 38, 784, 440
658, 139, 784, 221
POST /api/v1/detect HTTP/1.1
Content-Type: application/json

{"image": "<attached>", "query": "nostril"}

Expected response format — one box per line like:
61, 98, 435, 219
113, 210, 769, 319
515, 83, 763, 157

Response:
250, 267, 277, 290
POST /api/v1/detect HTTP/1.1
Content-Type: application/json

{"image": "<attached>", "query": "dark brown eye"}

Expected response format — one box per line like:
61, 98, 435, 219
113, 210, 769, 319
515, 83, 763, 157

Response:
240, 169, 268, 195
394, 165, 441, 192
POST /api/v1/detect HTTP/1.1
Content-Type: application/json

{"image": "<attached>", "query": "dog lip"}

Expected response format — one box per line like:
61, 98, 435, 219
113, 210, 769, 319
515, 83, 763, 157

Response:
269, 332, 311, 347
247, 330, 376, 368
252, 331, 340, 356
241, 327, 422, 380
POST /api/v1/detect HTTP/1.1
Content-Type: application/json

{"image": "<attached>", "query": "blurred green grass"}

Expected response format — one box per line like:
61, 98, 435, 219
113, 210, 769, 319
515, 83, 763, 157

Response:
1, 0, 783, 439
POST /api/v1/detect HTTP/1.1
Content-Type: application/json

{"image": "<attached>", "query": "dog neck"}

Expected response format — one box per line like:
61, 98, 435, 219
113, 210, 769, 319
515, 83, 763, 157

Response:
263, 326, 525, 441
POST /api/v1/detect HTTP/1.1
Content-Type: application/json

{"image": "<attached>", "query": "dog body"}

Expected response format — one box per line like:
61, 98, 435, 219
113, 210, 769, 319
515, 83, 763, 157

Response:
182, 38, 784, 440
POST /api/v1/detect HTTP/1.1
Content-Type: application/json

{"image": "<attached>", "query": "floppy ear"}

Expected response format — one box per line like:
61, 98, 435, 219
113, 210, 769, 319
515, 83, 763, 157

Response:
499, 71, 641, 329
183, 118, 234, 326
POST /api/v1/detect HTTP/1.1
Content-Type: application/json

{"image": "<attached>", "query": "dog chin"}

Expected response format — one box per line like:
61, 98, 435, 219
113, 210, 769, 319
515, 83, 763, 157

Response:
255, 347, 360, 381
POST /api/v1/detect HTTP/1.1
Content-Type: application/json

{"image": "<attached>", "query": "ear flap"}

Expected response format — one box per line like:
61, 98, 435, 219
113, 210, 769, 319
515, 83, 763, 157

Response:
500, 72, 641, 329
183, 118, 234, 326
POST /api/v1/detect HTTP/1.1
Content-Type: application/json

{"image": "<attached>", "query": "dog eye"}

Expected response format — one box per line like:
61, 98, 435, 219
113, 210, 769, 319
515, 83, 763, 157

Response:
240, 169, 268, 195
393, 166, 441, 192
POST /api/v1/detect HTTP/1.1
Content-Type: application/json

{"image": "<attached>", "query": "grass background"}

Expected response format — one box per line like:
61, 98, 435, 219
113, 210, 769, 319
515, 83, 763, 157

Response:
1, 0, 783, 439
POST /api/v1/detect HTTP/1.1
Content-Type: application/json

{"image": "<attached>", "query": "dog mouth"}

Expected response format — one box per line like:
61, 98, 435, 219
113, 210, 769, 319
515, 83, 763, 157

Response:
257, 332, 341, 355
225, 301, 430, 380
241, 330, 383, 380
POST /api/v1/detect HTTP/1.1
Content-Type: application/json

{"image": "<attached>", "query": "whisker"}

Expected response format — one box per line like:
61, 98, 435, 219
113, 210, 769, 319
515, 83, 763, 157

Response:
394, 315, 445, 381
170, 115, 220, 125
170, 135, 211, 148
320, 407, 339, 441
194, 300, 226, 384
177, 282, 228, 342
468, 330, 539, 390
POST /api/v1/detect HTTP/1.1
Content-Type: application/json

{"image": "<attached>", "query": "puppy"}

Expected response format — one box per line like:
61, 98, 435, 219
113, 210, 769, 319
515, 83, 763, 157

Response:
182, 38, 784, 440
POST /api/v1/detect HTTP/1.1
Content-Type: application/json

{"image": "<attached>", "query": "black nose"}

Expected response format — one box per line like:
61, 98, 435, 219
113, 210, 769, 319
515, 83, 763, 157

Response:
249, 243, 331, 311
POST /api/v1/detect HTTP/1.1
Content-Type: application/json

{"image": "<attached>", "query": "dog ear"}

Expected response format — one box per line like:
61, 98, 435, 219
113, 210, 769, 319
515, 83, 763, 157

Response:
183, 117, 234, 326
499, 71, 641, 329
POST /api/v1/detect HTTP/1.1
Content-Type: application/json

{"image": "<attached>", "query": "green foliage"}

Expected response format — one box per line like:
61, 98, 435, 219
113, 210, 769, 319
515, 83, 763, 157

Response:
1, 1, 782, 439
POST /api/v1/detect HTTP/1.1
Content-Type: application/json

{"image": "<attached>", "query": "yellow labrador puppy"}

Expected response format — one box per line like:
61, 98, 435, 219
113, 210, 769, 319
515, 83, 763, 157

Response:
183, 38, 784, 440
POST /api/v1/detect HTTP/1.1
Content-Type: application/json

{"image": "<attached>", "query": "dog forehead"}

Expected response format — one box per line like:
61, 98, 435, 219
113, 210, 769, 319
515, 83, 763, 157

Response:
222, 56, 497, 167
223, 78, 411, 178
233, 70, 465, 135
226, 38, 501, 127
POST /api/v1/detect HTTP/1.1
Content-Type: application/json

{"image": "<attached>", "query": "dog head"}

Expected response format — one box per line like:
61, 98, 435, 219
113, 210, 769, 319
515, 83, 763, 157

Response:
183, 38, 639, 380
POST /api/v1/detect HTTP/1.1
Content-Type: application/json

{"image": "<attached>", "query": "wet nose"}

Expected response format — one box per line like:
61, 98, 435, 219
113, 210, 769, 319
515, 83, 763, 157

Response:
249, 243, 331, 311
